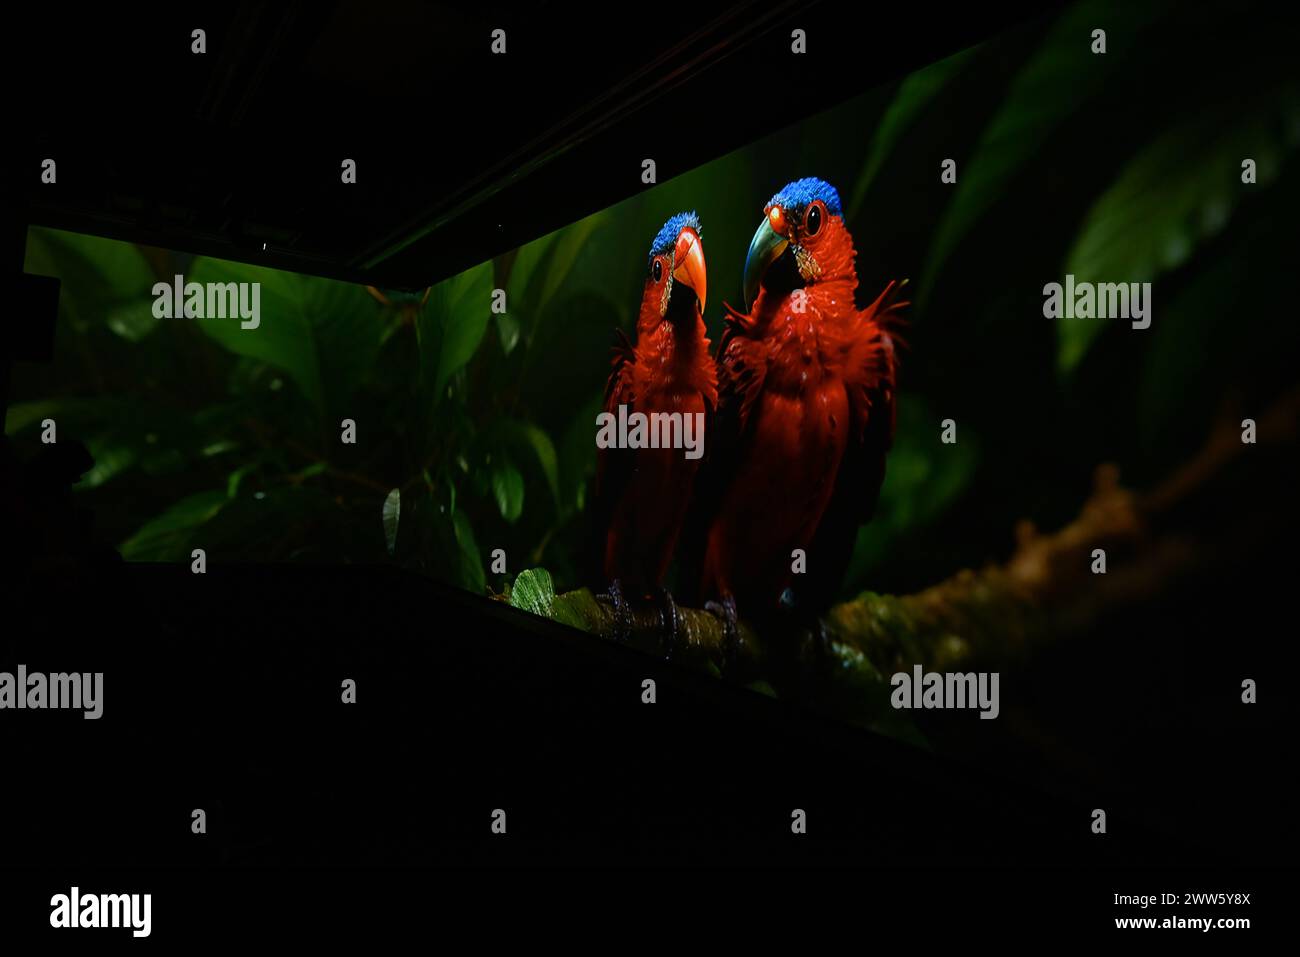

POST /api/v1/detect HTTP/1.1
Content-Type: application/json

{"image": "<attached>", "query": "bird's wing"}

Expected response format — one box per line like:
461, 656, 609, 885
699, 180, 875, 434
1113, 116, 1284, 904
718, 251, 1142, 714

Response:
844, 279, 907, 455
715, 305, 769, 440
797, 281, 908, 612
676, 307, 766, 604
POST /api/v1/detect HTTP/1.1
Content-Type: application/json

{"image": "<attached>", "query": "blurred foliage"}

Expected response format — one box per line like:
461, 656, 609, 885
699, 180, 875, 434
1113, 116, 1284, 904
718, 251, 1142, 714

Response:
9, 0, 1299, 616
918, 0, 1176, 302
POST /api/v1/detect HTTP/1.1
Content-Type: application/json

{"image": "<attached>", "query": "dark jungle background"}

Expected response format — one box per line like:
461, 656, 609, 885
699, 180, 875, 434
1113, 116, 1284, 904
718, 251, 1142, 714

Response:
9, 0, 1298, 777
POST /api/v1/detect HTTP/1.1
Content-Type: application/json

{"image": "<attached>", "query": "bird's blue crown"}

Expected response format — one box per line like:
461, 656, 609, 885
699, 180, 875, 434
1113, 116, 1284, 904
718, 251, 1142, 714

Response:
767, 177, 842, 217
649, 211, 701, 270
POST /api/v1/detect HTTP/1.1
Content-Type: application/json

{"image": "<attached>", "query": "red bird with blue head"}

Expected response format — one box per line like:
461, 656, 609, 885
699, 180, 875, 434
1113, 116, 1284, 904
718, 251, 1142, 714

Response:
698, 177, 906, 650
593, 211, 716, 647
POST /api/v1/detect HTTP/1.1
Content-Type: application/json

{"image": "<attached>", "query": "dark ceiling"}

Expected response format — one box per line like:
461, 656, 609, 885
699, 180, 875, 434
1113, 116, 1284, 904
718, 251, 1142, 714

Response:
14, 0, 1052, 289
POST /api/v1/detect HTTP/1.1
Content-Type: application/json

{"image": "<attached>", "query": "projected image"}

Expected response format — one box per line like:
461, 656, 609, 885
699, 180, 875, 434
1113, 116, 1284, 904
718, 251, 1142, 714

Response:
11, 0, 1298, 754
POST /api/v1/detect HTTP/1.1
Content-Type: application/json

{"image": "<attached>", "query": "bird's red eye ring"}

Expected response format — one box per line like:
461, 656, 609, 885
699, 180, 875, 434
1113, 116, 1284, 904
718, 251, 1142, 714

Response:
768, 205, 788, 236
804, 200, 825, 237
652, 258, 663, 282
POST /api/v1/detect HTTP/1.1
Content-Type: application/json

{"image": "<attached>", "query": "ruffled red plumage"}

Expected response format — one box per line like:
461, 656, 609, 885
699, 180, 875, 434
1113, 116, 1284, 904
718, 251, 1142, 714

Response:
593, 272, 717, 593
699, 219, 906, 615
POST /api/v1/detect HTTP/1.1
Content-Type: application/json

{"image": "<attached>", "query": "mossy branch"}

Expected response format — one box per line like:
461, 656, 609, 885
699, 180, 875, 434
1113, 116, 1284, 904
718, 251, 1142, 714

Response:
502, 387, 1300, 724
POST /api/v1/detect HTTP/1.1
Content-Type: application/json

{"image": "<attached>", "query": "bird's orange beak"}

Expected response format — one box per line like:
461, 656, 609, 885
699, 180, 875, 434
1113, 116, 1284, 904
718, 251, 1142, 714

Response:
672, 227, 707, 314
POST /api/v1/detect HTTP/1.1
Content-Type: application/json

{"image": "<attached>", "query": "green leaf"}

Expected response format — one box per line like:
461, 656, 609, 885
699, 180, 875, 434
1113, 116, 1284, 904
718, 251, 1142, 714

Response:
521, 424, 560, 506
382, 488, 401, 556
119, 490, 228, 561
847, 48, 975, 221
187, 258, 381, 418
505, 234, 554, 313
82, 443, 139, 488
24, 228, 159, 335
106, 299, 161, 342
305, 275, 388, 412
508, 567, 556, 617
1057, 86, 1300, 373
1134, 201, 1297, 444
187, 259, 322, 405
491, 462, 525, 523
419, 262, 495, 401
25, 227, 155, 302
506, 212, 607, 338
4, 399, 71, 436
920, 1, 1174, 299
226, 463, 259, 499
537, 214, 605, 306
496, 313, 520, 355
452, 508, 486, 593
496, 420, 561, 506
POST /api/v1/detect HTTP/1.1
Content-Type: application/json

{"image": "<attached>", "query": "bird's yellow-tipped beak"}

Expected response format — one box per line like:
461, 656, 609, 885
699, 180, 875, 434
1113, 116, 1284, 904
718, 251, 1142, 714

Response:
743, 214, 790, 312
673, 227, 707, 313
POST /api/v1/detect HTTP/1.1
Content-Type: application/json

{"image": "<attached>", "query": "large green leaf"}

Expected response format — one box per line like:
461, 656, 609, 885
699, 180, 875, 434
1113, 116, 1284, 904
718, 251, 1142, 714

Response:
187, 258, 381, 418
25, 227, 159, 336
506, 213, 607, 350
452, 508, 486, 593
508, 213, 606, 311
25, 228, 155, 300
505, 234, 554, 316
305, 274, 388, 412
188, 260, 323, 408
417, 261, 495, 401
1135, 188, 1298, 445
920, 1, 1173, 299
119, 490, 228, 561
536, 214, 606, 306
846, 48, 976, 221
1057, 85, 1300, 373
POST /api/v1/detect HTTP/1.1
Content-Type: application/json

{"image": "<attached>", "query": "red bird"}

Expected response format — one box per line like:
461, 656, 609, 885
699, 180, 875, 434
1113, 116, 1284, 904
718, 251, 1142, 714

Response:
593, 212, 716, 646
698, 178, 906, 649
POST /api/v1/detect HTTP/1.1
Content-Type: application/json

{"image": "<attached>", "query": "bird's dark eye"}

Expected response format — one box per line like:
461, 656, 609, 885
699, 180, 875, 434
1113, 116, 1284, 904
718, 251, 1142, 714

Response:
805, 202, 823, 237
653, 258, 663, 282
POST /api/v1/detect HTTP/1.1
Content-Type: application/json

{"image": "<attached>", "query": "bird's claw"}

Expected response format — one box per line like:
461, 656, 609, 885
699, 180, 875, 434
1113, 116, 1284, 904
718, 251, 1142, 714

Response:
812, 616, 835, 662
796, 616, 838, 694
604, 579, 635, 644
656, 588, 683, 661
704, 595, 741, 677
